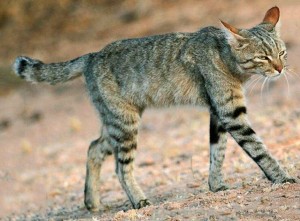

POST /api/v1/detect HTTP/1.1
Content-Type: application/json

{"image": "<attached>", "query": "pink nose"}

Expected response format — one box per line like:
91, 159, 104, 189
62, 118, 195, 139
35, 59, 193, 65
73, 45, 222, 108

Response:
274, 64, 283, 73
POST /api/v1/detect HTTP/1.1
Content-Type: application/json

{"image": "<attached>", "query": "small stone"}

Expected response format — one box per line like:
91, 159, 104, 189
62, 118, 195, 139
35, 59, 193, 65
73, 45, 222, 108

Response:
186, 182, 200, 188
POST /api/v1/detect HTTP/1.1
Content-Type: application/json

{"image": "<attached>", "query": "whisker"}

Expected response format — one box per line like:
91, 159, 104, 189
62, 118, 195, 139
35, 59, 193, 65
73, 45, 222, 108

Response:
284, 71, 297, 78
266, 77, 271, 94
285, 71, 297, 80
285, 66, 300, 75
286, 69, 300, 80
249, 75, 263, 95
245, 75, 261, 91
260, 77, 268, 101
283, 73, 290, 96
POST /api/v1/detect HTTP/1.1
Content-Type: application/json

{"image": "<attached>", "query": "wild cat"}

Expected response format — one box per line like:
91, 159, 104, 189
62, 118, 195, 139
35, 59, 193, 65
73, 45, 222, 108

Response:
13, 6, 297, 212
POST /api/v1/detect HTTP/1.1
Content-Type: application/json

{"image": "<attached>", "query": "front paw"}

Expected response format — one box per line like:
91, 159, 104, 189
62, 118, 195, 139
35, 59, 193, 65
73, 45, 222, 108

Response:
279, 177, 298, 184
135, 199, 151, 209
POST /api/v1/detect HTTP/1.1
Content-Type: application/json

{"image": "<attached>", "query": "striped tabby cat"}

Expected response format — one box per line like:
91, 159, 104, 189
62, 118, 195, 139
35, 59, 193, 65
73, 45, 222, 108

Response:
13, 6, 296, 211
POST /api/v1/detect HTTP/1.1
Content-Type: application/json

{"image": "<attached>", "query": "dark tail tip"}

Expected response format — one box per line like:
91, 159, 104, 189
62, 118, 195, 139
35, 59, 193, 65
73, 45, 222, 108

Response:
13, 56, 31, 78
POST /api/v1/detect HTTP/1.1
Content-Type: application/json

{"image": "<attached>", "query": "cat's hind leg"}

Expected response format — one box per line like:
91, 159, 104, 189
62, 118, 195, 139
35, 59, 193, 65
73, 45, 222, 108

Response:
208, 113, 230, 192
105, 106, 151, 209
84, 130, 112, 212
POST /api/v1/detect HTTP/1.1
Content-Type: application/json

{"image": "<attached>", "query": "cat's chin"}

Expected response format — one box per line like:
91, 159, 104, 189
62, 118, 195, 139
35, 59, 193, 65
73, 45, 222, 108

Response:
270, 72, 282, 80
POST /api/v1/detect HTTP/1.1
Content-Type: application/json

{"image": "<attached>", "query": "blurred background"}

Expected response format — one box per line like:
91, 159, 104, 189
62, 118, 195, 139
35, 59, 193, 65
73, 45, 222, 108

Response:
0, 0, 300, 219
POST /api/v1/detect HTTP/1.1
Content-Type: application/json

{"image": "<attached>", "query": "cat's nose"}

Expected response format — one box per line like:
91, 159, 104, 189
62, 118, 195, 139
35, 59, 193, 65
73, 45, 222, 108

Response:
274, 64, 283, 73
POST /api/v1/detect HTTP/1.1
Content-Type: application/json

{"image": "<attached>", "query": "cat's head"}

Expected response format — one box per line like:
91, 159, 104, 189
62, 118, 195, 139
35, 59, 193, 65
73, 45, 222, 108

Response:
221, 6, 286, 78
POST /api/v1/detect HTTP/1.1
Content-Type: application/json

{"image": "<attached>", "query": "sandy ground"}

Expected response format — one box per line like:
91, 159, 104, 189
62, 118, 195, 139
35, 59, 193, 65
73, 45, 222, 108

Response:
0, 1, 300, 220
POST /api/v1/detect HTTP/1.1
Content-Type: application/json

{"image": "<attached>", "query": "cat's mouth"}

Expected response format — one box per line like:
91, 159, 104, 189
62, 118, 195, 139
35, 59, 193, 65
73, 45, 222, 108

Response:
263, 70, 282, 79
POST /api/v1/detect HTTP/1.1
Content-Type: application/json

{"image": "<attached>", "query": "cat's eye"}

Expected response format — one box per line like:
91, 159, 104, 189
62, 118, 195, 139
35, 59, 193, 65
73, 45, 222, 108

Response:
279, 51, 285, 56
257, 56, 269, 60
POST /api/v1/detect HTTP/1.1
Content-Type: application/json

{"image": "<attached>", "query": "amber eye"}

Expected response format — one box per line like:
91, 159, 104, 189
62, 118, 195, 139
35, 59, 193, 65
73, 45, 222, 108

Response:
279, 51, 285, 56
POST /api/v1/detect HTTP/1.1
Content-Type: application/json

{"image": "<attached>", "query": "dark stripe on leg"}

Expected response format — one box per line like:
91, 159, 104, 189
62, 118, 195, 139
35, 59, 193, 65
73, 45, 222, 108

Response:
110, 132, 136, 143
118, 157, 134, 164
218, 125, 226, 133
210, 117, 220, 144
238, 139, 249, 147
120, 143, 137, 153
227, 124, 244, 132
232, 107, 247, 119
243, 149, 272, 181
241, 127, 256, 136
223, 90, 244, 105
252, 152, 268, 163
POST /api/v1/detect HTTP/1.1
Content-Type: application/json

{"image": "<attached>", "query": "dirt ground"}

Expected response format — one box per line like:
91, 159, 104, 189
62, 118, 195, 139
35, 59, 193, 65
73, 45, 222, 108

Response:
0, 1, 300, 220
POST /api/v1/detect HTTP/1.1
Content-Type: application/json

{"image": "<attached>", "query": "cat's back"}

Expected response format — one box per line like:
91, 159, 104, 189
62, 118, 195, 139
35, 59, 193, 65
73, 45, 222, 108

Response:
101, 32, 193, 59
192, 26, 227, 53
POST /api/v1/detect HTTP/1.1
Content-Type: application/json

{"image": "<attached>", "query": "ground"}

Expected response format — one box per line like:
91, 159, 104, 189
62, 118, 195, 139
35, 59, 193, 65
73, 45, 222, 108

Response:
0, 1, 300, 220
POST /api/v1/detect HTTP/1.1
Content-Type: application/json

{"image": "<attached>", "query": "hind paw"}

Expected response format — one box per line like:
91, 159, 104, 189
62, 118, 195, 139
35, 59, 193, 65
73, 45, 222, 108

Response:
210, 183, 230, 192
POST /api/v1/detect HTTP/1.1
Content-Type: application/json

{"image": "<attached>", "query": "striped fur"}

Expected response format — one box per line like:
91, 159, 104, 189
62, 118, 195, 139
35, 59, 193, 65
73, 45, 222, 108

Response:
12, 7, 296, 211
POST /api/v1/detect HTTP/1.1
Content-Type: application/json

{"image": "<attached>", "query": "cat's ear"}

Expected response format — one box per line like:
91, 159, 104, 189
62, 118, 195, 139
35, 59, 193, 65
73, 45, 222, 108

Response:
220, 20, 248, 49
261, 6, 281, 34
263, 6, 280, 26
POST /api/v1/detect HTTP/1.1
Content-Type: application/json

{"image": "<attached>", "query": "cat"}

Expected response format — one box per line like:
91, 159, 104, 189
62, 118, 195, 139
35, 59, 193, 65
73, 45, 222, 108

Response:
12, 6, 297, 212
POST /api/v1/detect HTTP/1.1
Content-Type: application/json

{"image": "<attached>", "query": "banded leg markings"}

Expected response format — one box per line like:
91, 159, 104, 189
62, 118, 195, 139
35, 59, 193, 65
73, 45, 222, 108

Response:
210, 116, 226, 144
84, 136, 112, 211
118, 157, 134, 165
224, 119, 294, 183
209, 114, 229, 192
104, 110, 149, 208
231, 106, 247, 119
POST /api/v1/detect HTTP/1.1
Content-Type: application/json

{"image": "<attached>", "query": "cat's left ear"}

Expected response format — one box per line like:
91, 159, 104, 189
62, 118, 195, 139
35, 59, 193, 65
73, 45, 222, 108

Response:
220, 20, 249, 49
262, 6, 281, 35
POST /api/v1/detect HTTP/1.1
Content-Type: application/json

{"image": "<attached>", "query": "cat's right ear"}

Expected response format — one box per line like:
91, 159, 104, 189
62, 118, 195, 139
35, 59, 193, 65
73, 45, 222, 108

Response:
220, 20, 248, 49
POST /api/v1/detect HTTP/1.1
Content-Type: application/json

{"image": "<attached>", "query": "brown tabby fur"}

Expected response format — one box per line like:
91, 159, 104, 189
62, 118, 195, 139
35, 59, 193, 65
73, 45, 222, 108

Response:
13, 6, 296, 211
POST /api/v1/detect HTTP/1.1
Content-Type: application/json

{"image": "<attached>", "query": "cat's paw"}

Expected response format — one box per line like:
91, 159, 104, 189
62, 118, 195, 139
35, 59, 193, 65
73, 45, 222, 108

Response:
280, 177, 298, 184
209, 183, 230, 192
135, 199, 152, 209
272, 176, 298, 184
85, 201, 100, 212
84, 198, 100, 212
209, 176, 230, 192
84, 189, 100, 212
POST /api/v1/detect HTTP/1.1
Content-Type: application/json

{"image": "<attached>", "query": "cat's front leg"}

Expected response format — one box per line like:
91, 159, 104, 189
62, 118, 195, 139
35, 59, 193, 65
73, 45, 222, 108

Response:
208, 113, 230, 192
224, 117, 296, 183
208, 84, 297, 184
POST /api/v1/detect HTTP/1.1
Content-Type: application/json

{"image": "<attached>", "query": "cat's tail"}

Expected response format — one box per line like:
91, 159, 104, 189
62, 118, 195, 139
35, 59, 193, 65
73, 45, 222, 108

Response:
12, 54, 90, 85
